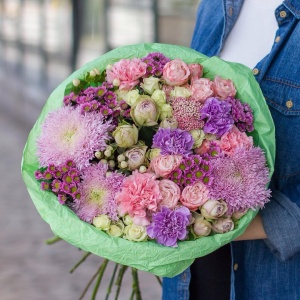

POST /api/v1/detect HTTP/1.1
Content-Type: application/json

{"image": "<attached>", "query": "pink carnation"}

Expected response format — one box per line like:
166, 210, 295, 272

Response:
106, 58, 147, 90
149, 155, 182, 178
219, 126, 253, 155
213, 76, 236, 100
116, 171, 161, 225
191, 78, 214, 103
180, 182, 209, 210
163, 59, 190, 86
159, 179, 181, 209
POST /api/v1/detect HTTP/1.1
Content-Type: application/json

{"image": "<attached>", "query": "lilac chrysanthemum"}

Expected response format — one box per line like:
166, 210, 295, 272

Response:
168, 155, 213, 189
147, 206, 191, 247
200, 97, 234, 137
209, 147, 271, 214
36, 106, 114, 170
74, 163, 125, 223
152, 128, 194, 155
142, 52, 171, 76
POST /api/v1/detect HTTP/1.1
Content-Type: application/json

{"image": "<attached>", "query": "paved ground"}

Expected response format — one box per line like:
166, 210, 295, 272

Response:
0, 98, 162, 300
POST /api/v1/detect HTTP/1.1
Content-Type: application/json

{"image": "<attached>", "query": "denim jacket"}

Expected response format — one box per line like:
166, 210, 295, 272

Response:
162, 1, 300, 299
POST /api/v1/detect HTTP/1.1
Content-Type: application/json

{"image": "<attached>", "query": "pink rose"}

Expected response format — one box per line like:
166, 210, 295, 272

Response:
180, 182, 209, 210
213, 76, 236, 100
194, 139, 211, 155
163, 59, 190, 86
188, 63, 204, 83
158, 179, 181, 209
219, 126, 253, 155
116, 171, 161, 225
191, 78, 214, 103
149, 155, 182, 178
106, 58, 147, 90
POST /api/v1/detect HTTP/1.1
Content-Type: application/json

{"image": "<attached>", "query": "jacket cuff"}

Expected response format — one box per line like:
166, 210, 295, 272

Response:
260, 190, 300, 261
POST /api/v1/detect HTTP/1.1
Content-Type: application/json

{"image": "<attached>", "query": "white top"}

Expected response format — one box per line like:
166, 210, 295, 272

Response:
220, 0, 283, 68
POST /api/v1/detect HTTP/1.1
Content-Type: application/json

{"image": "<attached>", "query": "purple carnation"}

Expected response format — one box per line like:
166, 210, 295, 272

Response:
200, 97, 234, 137
152, 128, 194, 155
147, 206, 191, 247
209, 147, 271, 214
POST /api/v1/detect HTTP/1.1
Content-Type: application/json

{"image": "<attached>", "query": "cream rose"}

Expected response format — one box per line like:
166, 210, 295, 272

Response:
140, 76, 160, 95
123, 224, 148, 242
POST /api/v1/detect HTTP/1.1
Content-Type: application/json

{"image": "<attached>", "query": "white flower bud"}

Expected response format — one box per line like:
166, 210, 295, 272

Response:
108, 160, 116, 168
117, 154, 126, 162
106, 145, 113, 152
139, 165, 147, 173
113, 78, 120, 87
72, 78, 80, 87
106, 64, 113, 70
94, 68, 100, 75
95, 151, 103, 159
120, 161, 128, 168
90, 70, 96, 77
104, 149, 112, 157
100, 159, 108, 164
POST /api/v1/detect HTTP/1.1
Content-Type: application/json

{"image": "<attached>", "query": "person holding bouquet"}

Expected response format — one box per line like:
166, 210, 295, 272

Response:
162, 0, 300, 299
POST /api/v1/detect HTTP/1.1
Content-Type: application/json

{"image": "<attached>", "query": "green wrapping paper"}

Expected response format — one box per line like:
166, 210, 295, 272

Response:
21, 43, 275, 277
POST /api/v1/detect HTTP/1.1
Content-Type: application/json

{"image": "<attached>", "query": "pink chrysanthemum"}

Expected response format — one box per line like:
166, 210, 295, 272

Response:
36, 106, 114, 170
74, 163, 124, 223
209, 147, 271, 214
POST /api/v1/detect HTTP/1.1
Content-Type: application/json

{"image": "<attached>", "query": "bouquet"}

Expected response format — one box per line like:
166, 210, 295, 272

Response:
22, 43, 275, 278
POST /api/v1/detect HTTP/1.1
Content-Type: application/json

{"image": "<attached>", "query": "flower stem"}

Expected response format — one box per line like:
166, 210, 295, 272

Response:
45, 236, 62, 245
78, 263, 103, 300
105, 263, 119, 300
131, 268, 142, 300
69, 251, 91, 274
155, 275, 162, 287
114, 265, 128, 300
91, 258, 109, 300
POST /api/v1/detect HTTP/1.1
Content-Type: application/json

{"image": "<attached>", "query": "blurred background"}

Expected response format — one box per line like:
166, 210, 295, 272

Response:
0, 0, 199, 299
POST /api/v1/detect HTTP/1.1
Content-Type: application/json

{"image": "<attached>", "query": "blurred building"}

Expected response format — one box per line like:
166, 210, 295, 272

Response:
0, 0, 199, 125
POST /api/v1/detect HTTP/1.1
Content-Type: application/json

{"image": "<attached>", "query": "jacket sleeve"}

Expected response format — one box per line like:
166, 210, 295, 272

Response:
260, 189, 300, 261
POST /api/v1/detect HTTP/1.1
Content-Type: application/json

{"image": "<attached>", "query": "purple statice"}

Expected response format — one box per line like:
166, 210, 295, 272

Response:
152, 128, 194, 156
147, 206, 191, 247
142, 52, 171, 77
225, 97, 254, 132
168, 155, 213, 189
36, 106, 114, 170
74, 163, 125, 223
209, 147, 271, 214
200, 97, 234, 137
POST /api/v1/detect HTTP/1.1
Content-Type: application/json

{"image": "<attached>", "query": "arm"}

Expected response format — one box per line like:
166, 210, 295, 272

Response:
234, 213, 266, 241
235, 190, 300, 261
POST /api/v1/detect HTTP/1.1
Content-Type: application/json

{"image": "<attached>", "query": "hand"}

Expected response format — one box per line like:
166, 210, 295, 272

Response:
234, 214, 267, 241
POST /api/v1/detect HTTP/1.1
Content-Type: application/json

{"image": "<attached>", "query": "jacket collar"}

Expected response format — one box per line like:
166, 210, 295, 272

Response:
284, 0, 300, 18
